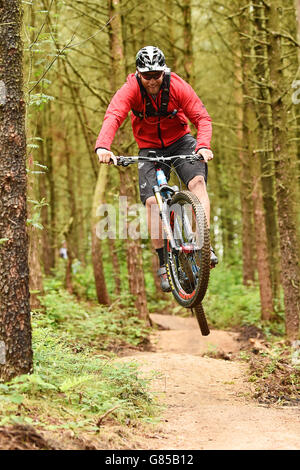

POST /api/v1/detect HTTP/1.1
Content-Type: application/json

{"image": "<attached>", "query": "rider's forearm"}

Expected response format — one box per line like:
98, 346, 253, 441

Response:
195, 119, 212, 152
190, 102, 212, 151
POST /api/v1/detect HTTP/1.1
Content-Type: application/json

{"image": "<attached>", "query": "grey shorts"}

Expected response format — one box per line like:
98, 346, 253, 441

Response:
138, 134, 208, 205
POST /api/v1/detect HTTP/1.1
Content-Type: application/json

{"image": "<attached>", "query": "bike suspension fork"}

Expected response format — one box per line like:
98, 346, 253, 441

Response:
153, 185, 177, 251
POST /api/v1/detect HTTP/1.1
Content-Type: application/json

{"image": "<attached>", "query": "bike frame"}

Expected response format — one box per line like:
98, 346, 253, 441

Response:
116, 153, 202, 254
116, 152, 211, 335
152, 168, 196, 253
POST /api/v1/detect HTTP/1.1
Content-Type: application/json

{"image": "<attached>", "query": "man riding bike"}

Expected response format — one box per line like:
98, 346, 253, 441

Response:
95, 46, 218, 292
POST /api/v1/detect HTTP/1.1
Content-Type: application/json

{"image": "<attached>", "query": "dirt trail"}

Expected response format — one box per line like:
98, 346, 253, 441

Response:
120, 314, 300, 450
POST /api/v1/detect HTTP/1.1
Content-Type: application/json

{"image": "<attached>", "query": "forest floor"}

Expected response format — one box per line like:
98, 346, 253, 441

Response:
0, 313, 299, 450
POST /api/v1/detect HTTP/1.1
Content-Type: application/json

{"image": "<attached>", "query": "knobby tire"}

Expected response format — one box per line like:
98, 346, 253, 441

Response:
164, 190, 210, 310
192, 303, 210, 336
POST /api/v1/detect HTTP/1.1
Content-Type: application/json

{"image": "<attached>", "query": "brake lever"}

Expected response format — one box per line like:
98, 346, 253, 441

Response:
115, 156, 134, 167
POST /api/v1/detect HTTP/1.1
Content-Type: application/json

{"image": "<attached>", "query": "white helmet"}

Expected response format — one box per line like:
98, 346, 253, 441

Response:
136, 46, 166, 72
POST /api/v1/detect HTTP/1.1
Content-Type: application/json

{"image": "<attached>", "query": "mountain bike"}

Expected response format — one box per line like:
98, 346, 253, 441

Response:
115, 151, 211, 336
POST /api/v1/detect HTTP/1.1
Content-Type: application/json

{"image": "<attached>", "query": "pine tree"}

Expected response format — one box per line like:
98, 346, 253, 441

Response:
0, 0, 33, 381
267, 0, 300, 339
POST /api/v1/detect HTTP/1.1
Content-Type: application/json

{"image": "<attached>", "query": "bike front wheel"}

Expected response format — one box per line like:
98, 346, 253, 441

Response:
164, 190, 210, 308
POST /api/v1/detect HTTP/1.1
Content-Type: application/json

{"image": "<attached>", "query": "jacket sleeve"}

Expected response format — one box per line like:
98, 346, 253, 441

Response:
175, 76, 212, 151
95, 79, 136, 151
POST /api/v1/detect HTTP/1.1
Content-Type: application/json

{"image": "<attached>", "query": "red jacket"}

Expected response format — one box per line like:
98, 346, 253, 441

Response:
95, 72, 212, 152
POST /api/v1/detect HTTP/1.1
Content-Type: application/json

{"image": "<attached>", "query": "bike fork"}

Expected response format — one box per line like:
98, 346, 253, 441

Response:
153, 186, 177, 251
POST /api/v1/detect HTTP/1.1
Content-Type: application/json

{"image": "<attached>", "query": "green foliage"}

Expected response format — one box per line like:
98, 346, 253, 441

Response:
27, 198, 48, 230
53, 257, 123, 302
29, 93, 55, 108
205, 265, 287, 338
38, 275, 150, 349
68, 262, 98, 301
205, 264, 262, 329
0, 261, 156, 430
0, 325, 159, 429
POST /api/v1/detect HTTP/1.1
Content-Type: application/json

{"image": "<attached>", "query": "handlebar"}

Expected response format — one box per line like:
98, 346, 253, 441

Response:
113, 153, 204, 167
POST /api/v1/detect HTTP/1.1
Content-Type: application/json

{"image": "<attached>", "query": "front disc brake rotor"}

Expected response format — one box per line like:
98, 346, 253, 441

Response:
178, 252, 194, 292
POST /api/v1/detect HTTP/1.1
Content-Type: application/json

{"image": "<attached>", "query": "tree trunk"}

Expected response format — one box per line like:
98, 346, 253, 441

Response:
253, 0, 281, 304
150, 244, 167, 299
240, 2, 274, 319
45, 102, 56, 270
63, 64, 98, 181
28, 224, 44, 310
108, 0, 149, 322
27, 157, 44, 310
75, 121, 87, 266
267, 0, 300, 339
182, 0, 194, 86
234, 38, 256, 283
37, 114, 53, 275
91, 165, 110, 305
0, 0, 33, 381
166, 0, 178, 70
120, 169, 149, 322
240, 103, 256, 285
250, 158, 274, 320
108, 237, 121, 296
26, 0, 44, 308
64, 136, 77, 294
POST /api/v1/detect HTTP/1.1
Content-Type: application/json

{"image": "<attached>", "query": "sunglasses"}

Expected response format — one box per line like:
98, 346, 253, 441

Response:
140, 71, 164, 80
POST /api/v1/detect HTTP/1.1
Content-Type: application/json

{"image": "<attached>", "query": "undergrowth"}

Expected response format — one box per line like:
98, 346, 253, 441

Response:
0, 273, 158, 432
205, 264, 285, 337
0, 326, 159, 430
1, 260, 295, 434
247, 344, 300, 405
206, 265, 261, 328
38, 276, 150, 350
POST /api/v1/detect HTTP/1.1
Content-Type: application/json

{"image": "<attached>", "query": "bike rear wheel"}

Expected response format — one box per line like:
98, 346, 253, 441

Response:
192, 303, 210, 336
164, 190, 210, 308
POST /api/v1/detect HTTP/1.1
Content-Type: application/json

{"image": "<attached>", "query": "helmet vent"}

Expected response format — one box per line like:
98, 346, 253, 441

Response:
136, 46, 166, 72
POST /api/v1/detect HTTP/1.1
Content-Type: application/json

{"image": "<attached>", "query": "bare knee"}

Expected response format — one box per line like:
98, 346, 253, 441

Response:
188, 175, 205, 192
145, 196, 157, 209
